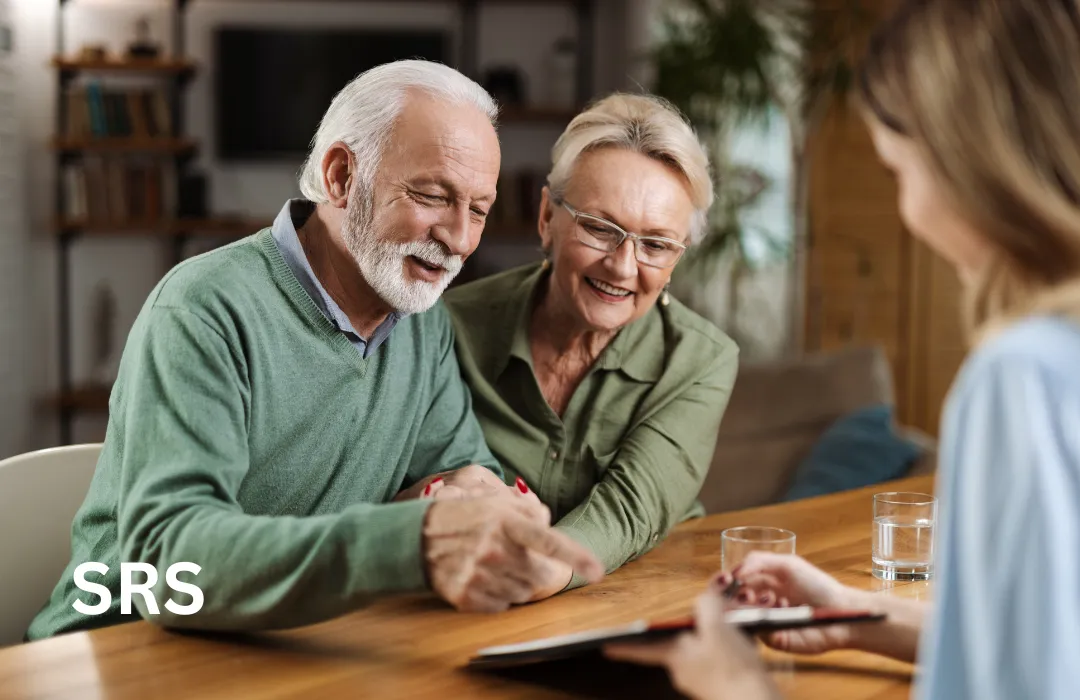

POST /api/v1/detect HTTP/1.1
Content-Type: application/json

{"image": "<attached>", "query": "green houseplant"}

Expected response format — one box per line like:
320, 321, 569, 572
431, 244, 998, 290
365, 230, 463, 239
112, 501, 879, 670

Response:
651, 0, 872, 353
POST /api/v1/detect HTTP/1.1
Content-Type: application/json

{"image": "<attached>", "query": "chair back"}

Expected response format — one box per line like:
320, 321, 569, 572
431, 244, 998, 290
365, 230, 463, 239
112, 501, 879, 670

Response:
0, 444, 102, 646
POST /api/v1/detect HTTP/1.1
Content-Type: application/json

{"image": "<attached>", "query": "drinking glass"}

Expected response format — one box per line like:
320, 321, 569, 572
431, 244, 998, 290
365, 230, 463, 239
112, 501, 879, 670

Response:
721, 526, 796, 571
872, 492, 936, 581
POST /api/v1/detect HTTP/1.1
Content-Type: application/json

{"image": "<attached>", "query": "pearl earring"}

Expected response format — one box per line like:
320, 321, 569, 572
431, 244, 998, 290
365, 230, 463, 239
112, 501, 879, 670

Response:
660, 285, 671, 307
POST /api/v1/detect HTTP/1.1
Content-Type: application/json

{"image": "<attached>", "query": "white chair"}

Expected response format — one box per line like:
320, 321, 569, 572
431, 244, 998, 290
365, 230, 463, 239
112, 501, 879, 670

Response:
0, 444, 102, 646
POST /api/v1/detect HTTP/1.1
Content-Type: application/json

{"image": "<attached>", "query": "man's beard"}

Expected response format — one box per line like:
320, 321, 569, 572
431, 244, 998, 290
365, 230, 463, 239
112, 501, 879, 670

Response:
341, 189, 464, 315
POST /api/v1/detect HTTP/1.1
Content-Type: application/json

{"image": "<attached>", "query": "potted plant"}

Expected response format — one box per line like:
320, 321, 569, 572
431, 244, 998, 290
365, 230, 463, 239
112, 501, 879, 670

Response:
651, 0, 872, 356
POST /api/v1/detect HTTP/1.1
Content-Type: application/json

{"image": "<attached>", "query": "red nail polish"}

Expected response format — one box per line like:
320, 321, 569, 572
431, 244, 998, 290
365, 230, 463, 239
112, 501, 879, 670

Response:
737, 590, 753, 604
433, 477, 444, 485
515, 477, 528, 494
423, 484, 432, 497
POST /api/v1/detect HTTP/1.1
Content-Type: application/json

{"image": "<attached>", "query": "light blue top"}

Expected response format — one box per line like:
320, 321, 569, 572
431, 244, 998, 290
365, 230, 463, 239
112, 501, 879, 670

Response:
918, 316, 1080, 700
270, 198, 403, 358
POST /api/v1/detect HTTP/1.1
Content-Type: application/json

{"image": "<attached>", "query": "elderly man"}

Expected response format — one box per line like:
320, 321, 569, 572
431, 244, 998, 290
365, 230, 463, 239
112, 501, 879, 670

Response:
28, 60, 601, 640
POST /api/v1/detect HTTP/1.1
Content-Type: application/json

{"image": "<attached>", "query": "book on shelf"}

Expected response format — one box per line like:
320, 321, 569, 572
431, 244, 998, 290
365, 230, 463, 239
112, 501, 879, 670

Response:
60, 157, 174, 223
64, 82, 173, 140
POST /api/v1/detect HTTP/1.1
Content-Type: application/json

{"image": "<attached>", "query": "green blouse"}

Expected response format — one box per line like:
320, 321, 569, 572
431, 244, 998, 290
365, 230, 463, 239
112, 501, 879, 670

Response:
444, 263, 739, 584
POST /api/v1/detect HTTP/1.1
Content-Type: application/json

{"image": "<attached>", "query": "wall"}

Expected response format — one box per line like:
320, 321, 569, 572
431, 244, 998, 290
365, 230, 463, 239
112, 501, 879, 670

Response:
0, 0, 31, 459
10, 0, 635, 452
802, 72, 966, 436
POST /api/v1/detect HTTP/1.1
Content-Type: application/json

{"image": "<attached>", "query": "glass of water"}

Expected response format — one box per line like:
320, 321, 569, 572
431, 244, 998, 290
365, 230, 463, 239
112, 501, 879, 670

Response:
721, 526, 796, 571
872, 492, 936, 580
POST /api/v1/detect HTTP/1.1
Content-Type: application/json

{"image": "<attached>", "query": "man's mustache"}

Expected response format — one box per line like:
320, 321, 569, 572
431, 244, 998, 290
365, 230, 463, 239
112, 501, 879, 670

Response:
398, 239, 463, 276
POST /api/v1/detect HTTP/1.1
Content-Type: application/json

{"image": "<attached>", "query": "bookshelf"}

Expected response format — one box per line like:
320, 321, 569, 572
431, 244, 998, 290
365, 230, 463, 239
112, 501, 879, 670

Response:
54, 217, 270, 237
52, 137, 197, 154
49, 0, 271, 440
52, 57, 197, 75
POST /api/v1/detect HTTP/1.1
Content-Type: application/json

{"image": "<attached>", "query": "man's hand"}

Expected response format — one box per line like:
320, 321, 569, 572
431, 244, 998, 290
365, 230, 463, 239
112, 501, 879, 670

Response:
423, 496, 603, 612
525, 555, 574, 602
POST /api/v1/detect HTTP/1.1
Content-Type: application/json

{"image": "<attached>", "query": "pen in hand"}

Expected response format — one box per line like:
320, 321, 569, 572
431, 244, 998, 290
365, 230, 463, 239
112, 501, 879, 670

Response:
721, 577, 743, 601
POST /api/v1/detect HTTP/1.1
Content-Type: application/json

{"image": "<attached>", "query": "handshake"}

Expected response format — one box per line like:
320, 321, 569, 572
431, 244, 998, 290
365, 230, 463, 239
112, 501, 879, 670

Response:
396, 466, 604, 612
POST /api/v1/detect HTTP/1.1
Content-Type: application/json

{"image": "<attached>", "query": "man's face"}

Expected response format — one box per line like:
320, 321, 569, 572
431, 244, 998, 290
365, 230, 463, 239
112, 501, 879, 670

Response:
342, 93, 500, 314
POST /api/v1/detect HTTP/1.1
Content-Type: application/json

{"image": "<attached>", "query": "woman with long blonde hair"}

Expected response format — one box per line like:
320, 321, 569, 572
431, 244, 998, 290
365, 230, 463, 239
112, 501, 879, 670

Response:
605, 1, 1080, 698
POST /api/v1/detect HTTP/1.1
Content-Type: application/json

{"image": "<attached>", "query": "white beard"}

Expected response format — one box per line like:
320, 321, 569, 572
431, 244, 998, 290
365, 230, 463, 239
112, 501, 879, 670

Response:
342, 191, 464, 314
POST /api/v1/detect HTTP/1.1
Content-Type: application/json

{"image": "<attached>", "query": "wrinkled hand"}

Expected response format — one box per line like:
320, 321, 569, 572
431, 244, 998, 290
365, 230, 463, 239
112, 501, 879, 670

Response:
394, 464, 506, 501
396, 467, 546, 519
712, 552, 866, 655
604, 592, 780, 700
423, 495, 602, 612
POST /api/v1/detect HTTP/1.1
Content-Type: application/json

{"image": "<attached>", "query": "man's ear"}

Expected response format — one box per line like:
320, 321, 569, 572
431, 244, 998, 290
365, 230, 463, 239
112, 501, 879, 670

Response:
538, 186, 556, 252
321, 142, 354, 208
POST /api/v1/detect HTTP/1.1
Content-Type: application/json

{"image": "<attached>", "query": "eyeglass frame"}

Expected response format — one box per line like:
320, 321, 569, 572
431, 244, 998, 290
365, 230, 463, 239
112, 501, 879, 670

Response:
553, 197, 689, 269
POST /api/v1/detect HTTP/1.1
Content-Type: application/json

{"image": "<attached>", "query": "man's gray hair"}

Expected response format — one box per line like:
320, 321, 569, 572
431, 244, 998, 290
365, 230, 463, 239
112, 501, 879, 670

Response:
298, 60, 499, 202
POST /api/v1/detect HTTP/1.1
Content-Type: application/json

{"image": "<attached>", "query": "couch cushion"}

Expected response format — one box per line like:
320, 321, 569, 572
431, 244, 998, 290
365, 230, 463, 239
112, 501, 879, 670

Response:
782, 404, 924, 501
698, 345, 896, 514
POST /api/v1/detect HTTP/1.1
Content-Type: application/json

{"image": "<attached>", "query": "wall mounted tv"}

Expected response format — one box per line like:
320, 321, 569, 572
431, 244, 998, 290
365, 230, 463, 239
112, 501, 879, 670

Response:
214, 27, 451, 160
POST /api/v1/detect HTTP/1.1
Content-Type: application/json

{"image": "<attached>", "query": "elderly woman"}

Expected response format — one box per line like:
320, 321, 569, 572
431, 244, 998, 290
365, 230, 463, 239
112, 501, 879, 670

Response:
443, 93, 739, 600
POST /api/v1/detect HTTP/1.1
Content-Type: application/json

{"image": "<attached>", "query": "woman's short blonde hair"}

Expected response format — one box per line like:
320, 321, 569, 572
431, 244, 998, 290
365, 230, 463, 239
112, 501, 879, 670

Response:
858, 0, 1080, 342
546, 93, 714, 244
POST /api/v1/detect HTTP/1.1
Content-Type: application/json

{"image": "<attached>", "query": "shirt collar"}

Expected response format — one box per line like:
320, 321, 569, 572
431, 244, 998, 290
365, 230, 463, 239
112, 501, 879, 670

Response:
494, 263, 666, 383
271, 199, 404, 356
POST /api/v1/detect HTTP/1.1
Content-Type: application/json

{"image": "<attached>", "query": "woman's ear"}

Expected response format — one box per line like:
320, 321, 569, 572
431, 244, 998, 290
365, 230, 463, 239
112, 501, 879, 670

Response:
538, 186, 555, 252
321, 142, 354, 208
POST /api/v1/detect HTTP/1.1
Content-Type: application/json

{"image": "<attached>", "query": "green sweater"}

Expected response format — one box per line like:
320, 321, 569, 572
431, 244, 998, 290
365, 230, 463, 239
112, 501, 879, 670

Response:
445, 264, 739, 586
27, 229, 498, 640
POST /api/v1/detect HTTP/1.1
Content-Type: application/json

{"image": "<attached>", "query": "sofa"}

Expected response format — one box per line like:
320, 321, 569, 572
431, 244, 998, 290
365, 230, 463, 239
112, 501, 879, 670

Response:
698, 345, 938, 515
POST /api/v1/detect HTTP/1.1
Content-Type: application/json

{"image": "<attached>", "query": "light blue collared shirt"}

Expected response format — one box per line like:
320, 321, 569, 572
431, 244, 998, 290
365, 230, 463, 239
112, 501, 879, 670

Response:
918, 316, 1080, 700
270, 199, 403, 358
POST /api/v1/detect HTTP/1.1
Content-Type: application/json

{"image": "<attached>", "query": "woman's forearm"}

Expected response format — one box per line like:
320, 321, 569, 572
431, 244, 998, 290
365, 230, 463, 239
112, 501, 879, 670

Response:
845, 589, 928, 662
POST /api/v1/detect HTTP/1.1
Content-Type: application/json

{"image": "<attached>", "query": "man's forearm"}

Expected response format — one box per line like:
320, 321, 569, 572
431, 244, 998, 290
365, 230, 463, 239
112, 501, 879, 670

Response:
120, 500, 431, 631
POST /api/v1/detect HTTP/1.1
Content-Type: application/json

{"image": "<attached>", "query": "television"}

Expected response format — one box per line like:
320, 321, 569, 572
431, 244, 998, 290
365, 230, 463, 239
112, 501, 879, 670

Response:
214, 27, 451, 160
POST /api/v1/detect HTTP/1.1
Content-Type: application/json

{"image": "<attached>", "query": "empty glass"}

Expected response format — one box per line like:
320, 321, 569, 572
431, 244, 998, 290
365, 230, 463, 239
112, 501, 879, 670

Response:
721, 526, 796, 571
872, 492, 936, 581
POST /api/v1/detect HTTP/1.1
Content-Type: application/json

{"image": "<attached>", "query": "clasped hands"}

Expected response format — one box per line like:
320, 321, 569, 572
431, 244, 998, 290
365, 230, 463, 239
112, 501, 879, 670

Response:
395, 466, 603, 612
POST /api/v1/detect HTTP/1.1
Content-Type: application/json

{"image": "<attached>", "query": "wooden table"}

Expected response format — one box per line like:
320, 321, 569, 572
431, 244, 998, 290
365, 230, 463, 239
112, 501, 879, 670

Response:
0, 476, 934, 699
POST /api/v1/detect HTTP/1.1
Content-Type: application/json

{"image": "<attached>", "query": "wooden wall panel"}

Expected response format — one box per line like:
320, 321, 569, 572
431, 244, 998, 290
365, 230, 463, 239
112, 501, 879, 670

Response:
803, 104, 913, 419
803, 105, 969, 435
904, 241, 967, 433
801, 0, 970, 436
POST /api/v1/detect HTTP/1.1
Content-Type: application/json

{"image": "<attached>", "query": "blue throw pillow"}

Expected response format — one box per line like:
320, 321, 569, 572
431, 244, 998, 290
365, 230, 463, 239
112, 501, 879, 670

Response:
782, 404, 923, 502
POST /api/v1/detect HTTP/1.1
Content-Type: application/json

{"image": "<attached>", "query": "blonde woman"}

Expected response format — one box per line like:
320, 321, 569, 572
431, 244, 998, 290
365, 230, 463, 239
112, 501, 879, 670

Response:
444, 94, 739, 600
606, 1, 1080, 698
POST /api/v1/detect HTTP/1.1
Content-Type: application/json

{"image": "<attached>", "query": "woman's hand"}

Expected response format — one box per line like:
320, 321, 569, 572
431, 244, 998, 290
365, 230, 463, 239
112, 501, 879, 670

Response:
604, 592, 781, 700
395, 464, 509, 500
712, 553, 925, 662
395, 468, 548, 521
717, 552, 869, 655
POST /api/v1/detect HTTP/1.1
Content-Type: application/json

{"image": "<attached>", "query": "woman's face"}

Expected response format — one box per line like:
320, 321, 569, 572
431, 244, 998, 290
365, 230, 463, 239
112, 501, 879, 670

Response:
538, 148, 695, 333
868, 119, 990, 277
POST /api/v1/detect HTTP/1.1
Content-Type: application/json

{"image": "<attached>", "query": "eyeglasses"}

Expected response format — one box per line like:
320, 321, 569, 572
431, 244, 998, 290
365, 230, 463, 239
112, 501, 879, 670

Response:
555, 198, 688, 269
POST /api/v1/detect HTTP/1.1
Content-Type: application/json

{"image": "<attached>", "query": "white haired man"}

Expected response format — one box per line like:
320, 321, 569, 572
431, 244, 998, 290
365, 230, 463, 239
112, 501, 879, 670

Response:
28, 60, 601, 640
